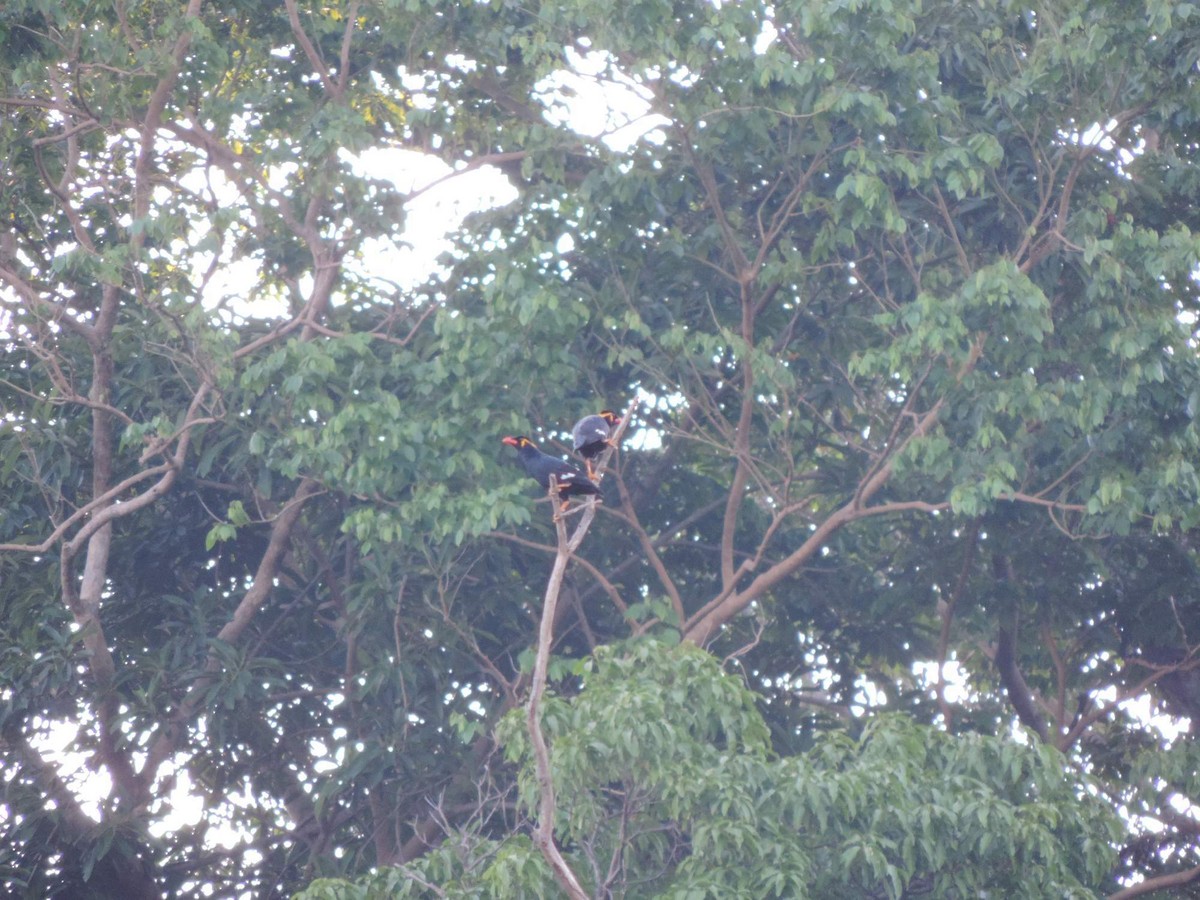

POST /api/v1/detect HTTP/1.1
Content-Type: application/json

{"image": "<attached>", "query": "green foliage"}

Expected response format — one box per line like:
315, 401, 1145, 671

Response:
301, 640, 1120, 898
4, 0, 1200, 896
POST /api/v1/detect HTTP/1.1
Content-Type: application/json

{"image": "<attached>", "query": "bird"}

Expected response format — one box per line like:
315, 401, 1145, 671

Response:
571, 410, 621, 478
502, 435, 602, 511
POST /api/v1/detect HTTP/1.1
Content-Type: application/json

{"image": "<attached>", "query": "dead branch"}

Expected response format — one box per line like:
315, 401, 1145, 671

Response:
523, 398, 638, 895
526, 477, 596, 899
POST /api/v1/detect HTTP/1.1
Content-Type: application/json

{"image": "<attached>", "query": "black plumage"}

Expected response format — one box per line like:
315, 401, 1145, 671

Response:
502, 435, 602, 508
571, 410, 621, 477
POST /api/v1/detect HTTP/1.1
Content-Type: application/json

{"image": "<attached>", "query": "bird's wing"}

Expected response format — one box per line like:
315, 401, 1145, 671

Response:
575, 426, 608, 448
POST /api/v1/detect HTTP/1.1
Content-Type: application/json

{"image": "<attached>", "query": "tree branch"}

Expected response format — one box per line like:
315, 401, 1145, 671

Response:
995, 619, 1051, 744
683, 399, 947, 645
138, 476, 322, 796
216, 477, 322, 644
1041, 621, 1069, 740
3, 728, 97, 837
284, 0, 336, 95
526, 479, 595, 900
337, 0, 360, 97
609, 468, 684, 623
0, 263, 96, 344
1060, 652, 1200, 750
518, 397, 640, 893
488, 530, 629, 617
1109, 864, 1200, 900
132, 0, 202, 233
936, 521, 979, 730
0, 382, 216, 556
719, 283, 757, 593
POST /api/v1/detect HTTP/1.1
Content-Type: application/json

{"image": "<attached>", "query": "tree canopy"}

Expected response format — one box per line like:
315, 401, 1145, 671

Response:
2, 0, 1200, 897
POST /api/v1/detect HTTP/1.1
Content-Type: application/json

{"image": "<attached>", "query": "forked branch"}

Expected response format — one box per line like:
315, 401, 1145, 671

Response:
524, 398, 637, 897
526, 480, 596, 899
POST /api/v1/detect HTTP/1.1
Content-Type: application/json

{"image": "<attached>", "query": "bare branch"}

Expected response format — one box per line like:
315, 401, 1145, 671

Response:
929, 183, 971, 274
722, 616, 765, 667
217, 478, 322, 645
0, 264, 96, 344
488, 531, 629, 617
138, 476, 323, 792
995, 620, 1050, 744
609, 468, 684, 623
337, 0, 360, 97
6, 382, 216, 557
1061, 651, 1200, 749
284, 0, 336, 95
0, 461, 172, 554
1108, 864, 1200, 900
684, 398, 948, 645
526, 478, 595, 900
132, 0, 202, 234
518, 399, 642, 895
678, 125, 750, 274
1041, 621, 1069, 741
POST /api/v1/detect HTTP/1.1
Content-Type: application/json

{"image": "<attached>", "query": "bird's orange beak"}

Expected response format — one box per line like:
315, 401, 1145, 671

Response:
501, 436, 519, 447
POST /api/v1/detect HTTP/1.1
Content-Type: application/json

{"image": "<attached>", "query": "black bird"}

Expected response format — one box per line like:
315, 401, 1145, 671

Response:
571, 410, 621, 478
502, 435, 602, 510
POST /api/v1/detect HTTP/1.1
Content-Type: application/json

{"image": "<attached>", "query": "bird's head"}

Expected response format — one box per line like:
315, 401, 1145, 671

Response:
599, 410, 621, 427
502, 435, 535, 449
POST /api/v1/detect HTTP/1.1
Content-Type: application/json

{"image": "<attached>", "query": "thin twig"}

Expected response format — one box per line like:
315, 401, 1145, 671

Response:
488, 531, 628, 616
610, 469, 684, 623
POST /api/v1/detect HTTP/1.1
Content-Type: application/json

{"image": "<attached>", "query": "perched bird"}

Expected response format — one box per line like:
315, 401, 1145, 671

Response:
571, 409, 621, 478
502, 435, 602, 510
